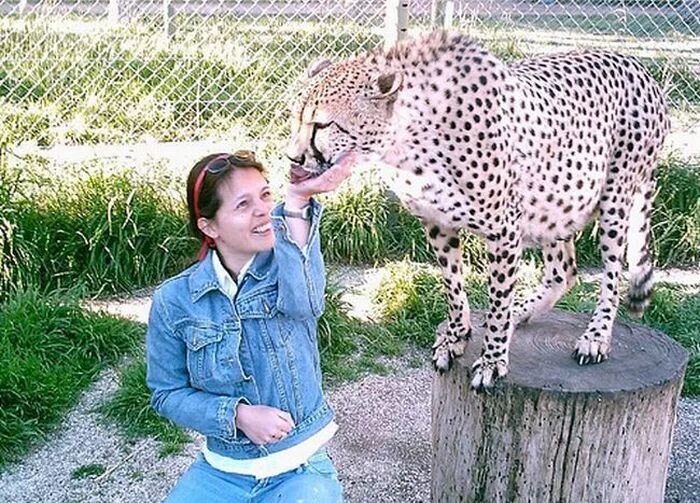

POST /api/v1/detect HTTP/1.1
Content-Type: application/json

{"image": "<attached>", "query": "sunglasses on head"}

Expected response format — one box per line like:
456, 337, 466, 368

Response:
193, 150, 261, 218
204, 150, 259, 175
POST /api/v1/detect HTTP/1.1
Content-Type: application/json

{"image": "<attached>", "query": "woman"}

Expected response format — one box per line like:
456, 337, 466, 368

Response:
146, 149, 353, 502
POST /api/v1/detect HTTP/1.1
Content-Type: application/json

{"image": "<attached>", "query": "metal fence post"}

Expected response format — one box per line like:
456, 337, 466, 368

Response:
108, 0, 121, 24
163, 0, 174, 39
384, 0, 409, 50
18, 0, 27, 16
443, 0, 454, 29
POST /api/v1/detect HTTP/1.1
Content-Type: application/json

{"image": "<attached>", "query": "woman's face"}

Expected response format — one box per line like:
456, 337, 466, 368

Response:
200, 167, 276, 265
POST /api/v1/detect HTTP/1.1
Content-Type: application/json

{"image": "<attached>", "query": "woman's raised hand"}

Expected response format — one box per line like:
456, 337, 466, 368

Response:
286, 152, 356, 204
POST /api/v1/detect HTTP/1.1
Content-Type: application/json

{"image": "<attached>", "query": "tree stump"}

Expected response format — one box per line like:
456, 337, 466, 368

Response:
432, 309, 689, 503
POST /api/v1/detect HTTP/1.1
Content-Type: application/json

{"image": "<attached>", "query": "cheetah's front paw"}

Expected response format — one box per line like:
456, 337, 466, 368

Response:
432, 323, 470, 373
470, 356, 509, 390
572, 332, 610, 365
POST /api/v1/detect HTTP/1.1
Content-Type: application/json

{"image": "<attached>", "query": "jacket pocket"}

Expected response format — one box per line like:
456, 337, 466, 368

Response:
182, 321, 250, 391
183, 324, 224, 384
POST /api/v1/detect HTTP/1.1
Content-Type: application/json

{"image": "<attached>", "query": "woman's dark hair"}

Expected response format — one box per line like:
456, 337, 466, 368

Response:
186, 152, 266, 243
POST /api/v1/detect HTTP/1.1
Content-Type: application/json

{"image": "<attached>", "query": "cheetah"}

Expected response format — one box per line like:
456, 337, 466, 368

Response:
286, 31, 670, 389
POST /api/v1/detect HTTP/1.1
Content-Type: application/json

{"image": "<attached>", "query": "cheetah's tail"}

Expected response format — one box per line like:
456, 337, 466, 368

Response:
625, 183, 655, 319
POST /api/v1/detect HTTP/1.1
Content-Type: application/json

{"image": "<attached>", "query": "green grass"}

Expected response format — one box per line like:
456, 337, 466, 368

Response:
575, 157, 700, 268
2, 155, 696, 302
71, 463, 106, 480
0, 17, 380, 146
1, 160, 195, 298
320, 184, 434, 265
8, 259, 697, 463
1, 15, 698, 146
374, 261, 451, 347
0, 289, 143, 467
487, 13, 700, 39
642, 59, 700, 108
311, 282, 407, 382
99, 358, 191, 457
0, 153, 696, 463
641, 286, 700, 395
322, 156, 699, 271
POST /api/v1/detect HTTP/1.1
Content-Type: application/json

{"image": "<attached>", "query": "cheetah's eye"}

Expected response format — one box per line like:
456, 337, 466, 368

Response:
314, 121, 350, 135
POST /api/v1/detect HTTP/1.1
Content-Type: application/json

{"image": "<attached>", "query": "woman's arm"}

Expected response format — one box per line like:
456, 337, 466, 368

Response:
270, 157, 354, 318
147, 291, 295, 445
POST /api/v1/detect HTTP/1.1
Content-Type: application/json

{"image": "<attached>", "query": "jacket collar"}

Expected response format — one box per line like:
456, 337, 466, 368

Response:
188, 249, 273, 302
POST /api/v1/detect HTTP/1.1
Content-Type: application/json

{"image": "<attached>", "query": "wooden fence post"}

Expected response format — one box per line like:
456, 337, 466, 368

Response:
432, 310, 688, 502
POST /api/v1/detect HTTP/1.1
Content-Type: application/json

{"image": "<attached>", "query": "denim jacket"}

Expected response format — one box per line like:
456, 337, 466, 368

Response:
146, 199, 334, 460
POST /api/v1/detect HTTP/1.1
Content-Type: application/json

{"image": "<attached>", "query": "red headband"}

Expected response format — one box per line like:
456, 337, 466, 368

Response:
193, 154, 230, 261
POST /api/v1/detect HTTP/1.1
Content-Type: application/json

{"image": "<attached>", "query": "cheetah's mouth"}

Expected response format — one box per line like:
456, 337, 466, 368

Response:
289, 158, 335, 184
289, 163, 316, 184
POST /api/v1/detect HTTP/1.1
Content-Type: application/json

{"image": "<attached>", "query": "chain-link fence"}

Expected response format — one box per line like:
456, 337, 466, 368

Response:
1, 0, 698, 148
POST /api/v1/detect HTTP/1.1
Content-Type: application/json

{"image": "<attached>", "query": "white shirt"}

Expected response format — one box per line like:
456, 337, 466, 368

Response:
202, 251, 337, 478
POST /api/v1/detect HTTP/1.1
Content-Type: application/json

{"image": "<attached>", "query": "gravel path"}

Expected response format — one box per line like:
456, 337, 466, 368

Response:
0, 266, 697, 502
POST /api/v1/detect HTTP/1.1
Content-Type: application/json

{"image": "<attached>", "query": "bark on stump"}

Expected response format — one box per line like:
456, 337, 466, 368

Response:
432, 309, 689, 503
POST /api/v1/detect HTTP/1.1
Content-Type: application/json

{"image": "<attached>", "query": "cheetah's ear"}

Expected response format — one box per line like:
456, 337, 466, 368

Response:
307, 58, 333, 78
370, 72, 403, 100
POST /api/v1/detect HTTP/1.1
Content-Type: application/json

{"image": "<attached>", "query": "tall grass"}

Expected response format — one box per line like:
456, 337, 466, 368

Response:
0, 159, 32, 298
0, 289, 143, 467
320, 186, 393, 264
323, 157, 699, 271
1, 160, 195, 297
1, 15, 698, 147
2, 154, 697, 302
0, 17, 380, 145
321, 182, 485, 266
373, 260, 490, 347
576, 157, 700, 267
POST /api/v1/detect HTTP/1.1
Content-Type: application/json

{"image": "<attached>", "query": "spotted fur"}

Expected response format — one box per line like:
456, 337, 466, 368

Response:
287, 31, 670, 389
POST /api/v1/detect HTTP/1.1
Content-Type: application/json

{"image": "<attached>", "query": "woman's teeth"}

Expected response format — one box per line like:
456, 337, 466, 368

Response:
252, 223, 272, 235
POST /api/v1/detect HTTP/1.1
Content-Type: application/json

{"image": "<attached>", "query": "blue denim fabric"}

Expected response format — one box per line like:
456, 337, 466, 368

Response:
146, 200, 334, 460
165, 449, 342, 503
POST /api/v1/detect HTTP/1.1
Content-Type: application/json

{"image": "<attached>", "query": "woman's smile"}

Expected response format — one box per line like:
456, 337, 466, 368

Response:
252, 222, 273, 236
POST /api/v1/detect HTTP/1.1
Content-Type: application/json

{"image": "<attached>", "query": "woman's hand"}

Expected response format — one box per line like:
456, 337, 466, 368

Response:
286, 152, 356, 208
235, 404, 295, 445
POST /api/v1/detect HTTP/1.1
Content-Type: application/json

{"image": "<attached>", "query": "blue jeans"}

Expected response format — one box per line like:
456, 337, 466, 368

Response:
165, 449, 343, 503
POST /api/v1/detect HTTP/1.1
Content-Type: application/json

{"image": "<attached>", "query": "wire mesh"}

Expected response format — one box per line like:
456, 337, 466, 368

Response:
0, 0, 698, 147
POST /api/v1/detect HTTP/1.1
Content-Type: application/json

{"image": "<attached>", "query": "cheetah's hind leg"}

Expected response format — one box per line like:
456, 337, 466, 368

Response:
513, 239, 577, 326
573, 182, 633, 364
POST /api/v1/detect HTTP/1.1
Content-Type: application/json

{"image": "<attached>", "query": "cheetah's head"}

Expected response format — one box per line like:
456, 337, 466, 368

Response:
286, 57, 403, 182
